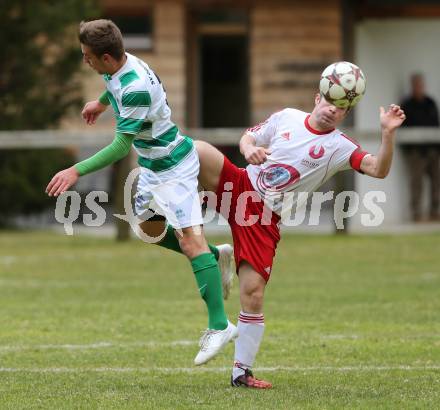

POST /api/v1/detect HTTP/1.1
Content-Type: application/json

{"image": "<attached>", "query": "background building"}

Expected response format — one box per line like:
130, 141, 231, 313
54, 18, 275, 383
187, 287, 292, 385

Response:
72, 0, 440, 133
74, 0, 343, 131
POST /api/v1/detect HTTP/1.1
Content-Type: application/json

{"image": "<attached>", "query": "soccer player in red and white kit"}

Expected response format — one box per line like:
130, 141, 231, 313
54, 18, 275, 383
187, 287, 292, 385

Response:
195, 93, 406, 388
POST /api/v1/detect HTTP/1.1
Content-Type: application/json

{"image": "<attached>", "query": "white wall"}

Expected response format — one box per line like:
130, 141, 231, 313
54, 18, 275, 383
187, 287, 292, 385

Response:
355, 19, 440, 131
350, 19, 440, 227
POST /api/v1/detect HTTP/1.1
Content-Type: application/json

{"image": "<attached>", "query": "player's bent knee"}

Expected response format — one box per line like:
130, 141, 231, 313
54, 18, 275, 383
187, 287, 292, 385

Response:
194, 139, 209, 153
241, 285, 264, 311
250, 289, 264, 305
194, 140, 223, 192
179, 241, 207, 260
178, 233, 209, 260
195, 140, 223, 163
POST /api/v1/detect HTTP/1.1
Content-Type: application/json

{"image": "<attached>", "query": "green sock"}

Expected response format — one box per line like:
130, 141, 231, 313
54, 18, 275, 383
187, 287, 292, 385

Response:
191, 253, 228, 330
158, 225, 219, 259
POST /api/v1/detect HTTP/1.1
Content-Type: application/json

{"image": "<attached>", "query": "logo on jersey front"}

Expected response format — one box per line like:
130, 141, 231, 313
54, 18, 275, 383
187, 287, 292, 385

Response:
256, 164, 300, 192
309, 145, 325, 159
281, 132, 291, 140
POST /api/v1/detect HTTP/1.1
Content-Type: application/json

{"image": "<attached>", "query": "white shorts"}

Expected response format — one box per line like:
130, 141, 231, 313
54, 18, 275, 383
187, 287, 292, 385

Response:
134, 148, 204, 229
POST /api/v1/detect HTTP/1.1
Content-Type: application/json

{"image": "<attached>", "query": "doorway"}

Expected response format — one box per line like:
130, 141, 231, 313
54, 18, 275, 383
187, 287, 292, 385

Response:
187, 10, 249, 128
200, 35, 249, 127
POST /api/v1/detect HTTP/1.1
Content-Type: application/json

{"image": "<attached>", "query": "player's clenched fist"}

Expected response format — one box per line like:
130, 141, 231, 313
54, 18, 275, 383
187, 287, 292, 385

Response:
82, 100, 107, 125
243, 146, 271, 165
46, 166, 79, 197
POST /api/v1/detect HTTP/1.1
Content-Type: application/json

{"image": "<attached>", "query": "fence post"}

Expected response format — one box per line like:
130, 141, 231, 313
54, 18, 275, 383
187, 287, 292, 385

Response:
113, 155, 131, 241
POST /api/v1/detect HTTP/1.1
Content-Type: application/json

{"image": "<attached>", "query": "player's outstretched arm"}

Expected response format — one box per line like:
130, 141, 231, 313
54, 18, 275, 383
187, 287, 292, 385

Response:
359, 104, 406, 178
81, 91, 110, 125
239, 133, 271, 165
46, 132, 135, 197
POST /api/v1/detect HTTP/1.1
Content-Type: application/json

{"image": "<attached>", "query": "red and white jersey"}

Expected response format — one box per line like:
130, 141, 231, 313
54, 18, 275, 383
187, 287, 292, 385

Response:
245, 108, 369, 215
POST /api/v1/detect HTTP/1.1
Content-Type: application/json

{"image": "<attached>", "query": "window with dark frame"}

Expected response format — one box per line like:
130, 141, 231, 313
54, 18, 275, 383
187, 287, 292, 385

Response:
105, 13, 153, 51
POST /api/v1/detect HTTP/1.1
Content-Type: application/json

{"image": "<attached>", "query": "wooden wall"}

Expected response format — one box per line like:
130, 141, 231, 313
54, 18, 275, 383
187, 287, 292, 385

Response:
67, 0, 343, 130
250, 0, 342, 123
142, 0, 186, 127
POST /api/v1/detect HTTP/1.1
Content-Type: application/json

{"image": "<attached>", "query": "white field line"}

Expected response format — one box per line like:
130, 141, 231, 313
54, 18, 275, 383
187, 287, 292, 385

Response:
0, 279, 152, 289
0, 253, 113, 264
0, 340, 197, 353
3, 334, 440, 353
320, 334, 359, 340
0, 366, 440, 374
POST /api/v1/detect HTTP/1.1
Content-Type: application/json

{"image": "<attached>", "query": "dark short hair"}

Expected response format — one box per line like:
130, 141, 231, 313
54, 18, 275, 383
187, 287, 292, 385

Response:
410, 72, 424, 83
79, 19, 125, 60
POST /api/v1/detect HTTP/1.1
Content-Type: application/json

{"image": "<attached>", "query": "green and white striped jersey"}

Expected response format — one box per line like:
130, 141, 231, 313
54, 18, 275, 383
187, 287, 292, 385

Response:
103, 53, 193, 173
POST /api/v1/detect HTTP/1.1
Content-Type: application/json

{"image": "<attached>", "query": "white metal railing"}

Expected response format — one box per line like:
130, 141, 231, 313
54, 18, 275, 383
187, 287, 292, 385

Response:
0, 128, 439, 149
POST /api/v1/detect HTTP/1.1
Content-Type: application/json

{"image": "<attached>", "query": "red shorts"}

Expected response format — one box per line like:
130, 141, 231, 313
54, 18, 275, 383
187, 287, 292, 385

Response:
215, 157, 281, 282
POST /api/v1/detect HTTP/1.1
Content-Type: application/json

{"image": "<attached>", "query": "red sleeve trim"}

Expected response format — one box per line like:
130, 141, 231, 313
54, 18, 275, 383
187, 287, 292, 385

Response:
341, 132, 361, 148
247, 119, 268, 133
350, 148, 369, 172
246, 110, 284, 133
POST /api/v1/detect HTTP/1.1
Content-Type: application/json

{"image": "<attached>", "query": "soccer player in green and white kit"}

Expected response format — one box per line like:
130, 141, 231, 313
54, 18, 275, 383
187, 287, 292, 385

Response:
46, 19, 237, 365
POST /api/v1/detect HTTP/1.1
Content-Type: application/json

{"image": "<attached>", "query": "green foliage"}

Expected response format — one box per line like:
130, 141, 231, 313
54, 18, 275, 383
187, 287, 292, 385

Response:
0, 149, 75, 226
0, 0, 99, 129
0, 1, 98, 224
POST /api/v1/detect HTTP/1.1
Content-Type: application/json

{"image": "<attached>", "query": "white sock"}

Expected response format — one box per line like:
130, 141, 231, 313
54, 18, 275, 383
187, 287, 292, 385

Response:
232, 311, 265, 380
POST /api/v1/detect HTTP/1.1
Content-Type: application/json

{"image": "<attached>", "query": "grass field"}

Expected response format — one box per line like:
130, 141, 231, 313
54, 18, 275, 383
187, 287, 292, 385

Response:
0, 230, 439, 409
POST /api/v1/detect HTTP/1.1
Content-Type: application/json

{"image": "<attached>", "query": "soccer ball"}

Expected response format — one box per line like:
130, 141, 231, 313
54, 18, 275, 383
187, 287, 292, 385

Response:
319, 61, 366, 109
